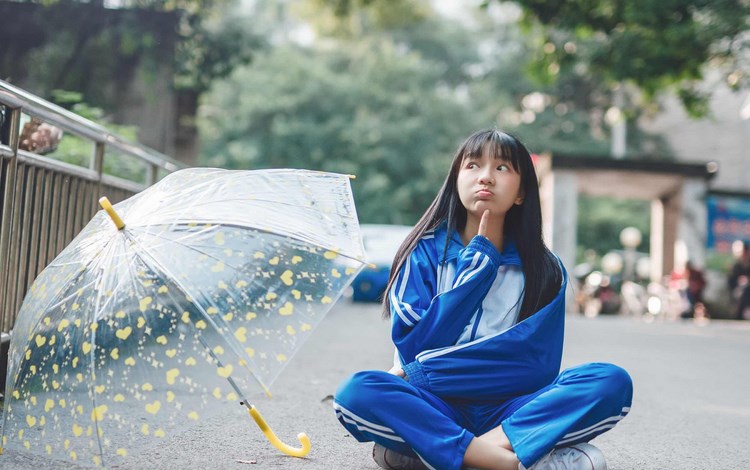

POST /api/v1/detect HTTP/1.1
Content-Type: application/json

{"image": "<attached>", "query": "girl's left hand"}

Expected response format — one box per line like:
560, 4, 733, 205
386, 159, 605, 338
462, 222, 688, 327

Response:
388, 365, 407, 380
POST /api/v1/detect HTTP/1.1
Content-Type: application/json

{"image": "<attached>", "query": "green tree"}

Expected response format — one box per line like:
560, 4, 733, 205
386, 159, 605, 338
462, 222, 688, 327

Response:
199, 40, 488, 224
3, 0, 265, 96
322, 0, 750, 116
465, 13, 616, 156
577, 196, 651, 259
310, 0, 673, 157
505, 0, 750, 117
199, 0, 670, 227
297, 0, 430, 35
442, 6, 670, 157
1, 0, 267, 166
1, 2, 179, 109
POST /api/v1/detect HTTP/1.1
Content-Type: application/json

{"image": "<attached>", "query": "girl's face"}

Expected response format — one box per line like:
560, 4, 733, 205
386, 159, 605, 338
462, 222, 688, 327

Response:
456, 148, 523, 221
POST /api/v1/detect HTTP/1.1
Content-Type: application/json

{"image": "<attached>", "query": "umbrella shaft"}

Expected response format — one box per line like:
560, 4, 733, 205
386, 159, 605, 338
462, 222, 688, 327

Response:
194, 333, 250, 406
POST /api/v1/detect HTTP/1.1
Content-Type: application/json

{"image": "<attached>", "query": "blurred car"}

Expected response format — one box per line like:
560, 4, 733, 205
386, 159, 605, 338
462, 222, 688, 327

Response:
351, 224, 412, 302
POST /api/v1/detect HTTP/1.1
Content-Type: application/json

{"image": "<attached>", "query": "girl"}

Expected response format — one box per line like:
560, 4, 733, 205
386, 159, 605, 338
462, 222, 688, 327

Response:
334, 130, 633, 470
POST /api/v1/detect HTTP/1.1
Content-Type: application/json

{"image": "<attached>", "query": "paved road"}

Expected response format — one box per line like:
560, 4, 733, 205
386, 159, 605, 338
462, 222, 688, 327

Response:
2, 301, 749, 469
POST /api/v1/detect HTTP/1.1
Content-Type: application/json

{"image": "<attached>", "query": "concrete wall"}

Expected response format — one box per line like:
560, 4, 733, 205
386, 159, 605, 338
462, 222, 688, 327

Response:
0, 2, 188, 166
639, 74, 750, 193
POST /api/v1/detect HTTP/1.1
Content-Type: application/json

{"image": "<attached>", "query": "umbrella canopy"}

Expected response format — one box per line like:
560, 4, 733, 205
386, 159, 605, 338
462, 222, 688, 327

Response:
1, 168, 366, 466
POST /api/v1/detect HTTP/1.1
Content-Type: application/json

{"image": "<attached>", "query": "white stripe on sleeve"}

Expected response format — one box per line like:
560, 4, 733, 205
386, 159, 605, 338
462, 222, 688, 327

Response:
390, 258, 421, 325
454, 255, 489, 288
453, 252, 481, 288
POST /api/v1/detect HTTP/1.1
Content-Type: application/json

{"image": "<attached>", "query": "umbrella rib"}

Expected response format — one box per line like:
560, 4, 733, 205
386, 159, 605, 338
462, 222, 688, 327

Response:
134, 227, 249, 273
124, 197, 341, 232
140, 223, 367, 269
3, 234, 127, 463
128, 229, 324, 323
134, 168, 350, 217
87, 256, 111, 463
0, 271, 92, 441
161, 196, 339, 213
3, 235, 114, 397
129, 242, 272, 400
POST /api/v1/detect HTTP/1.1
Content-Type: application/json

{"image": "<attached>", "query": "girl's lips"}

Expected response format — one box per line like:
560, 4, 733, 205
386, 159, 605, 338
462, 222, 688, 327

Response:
476, 190, 493, 198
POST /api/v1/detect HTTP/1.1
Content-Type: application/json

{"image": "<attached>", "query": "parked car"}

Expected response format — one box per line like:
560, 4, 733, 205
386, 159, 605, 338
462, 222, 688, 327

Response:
351, 224, 412, 302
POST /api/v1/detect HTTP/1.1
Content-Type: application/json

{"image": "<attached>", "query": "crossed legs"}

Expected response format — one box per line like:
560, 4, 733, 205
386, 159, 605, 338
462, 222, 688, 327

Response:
334, 363, 632, 470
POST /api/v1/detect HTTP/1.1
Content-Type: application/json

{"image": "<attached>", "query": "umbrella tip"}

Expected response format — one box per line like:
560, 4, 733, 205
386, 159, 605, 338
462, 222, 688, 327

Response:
99, 197, 126, 230
347, 174, 356, 180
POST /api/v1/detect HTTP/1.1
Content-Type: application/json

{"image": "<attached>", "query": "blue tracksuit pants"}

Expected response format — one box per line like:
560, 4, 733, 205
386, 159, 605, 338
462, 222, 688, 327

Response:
334, 362, 632, 470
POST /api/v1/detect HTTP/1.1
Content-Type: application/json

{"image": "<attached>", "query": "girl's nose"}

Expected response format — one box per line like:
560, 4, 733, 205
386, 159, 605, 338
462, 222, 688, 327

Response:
479, 169, 494, 185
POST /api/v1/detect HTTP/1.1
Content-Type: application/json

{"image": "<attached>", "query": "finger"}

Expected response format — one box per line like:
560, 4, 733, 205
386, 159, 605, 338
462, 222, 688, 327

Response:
478, 209, 489, 237
388, 366, 405, 377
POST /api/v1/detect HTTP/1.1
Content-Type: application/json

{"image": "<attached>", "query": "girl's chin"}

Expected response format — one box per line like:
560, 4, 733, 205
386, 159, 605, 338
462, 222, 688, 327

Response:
470, 203, 497, 213
468, 205, 510, 219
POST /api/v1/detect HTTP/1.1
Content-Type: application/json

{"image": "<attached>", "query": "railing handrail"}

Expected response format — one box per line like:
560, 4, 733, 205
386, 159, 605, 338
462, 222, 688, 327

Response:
0, 79, 185, 337
0, 78, 183, 173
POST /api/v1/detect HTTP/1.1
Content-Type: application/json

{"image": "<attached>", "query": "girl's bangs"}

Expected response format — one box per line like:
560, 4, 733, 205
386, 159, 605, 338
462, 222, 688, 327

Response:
461, 131, 522, 172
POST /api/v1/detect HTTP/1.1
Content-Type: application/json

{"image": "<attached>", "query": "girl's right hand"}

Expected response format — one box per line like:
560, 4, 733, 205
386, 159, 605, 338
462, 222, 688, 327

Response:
477, 209, 490, 238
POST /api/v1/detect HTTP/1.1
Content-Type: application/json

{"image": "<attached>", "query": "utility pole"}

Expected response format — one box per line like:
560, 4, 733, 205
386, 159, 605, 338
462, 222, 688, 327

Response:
609, 83, 627, 159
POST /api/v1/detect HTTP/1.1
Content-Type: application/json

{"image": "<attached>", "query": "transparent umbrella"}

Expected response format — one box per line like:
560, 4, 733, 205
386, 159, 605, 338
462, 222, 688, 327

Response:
1, 168, 366, 466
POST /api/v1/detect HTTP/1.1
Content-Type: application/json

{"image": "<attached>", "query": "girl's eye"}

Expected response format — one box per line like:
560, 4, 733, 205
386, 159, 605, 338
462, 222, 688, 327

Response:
466, 162, 477, 169
497, 164, 509, 171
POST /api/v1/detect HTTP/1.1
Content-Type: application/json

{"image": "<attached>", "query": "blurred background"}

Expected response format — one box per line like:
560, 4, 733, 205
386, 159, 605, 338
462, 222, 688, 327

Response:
2, 0, 750, 320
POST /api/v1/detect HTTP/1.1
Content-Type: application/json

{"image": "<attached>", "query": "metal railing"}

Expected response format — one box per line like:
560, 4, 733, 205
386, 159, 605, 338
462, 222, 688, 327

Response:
0, 79, 185, 334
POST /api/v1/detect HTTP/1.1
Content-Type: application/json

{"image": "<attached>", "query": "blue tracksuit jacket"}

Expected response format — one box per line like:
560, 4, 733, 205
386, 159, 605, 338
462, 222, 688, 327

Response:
390, 224, 564, 402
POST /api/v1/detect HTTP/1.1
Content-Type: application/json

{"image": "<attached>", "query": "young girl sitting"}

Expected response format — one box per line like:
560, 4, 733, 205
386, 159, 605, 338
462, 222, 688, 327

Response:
334, 129, 632, 470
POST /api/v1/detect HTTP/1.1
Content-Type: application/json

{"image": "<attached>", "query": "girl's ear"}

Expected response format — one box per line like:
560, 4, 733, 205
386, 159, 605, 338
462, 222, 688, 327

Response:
515, 188, 525, 205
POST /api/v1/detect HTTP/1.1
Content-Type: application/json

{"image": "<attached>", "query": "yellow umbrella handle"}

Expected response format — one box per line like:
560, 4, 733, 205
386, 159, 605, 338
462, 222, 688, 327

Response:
248, 405, 311, 458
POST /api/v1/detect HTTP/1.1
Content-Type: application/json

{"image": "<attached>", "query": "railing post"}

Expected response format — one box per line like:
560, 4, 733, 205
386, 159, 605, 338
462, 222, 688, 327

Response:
0, 107, 21, 333
93, 140, 105, 204
5, 105, 20, 150
92, 141, 105, 177
147, 162, 158, 186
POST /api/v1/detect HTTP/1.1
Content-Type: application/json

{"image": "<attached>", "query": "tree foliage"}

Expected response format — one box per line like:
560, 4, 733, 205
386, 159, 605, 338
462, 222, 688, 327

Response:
320, 0, 750, 116
0, 2, 178, 107
297, 0, 429, 34
174, 11, 266, 93
199, 40, 488, 224
199, 1, 673, 226
577, 196, 651, 259
2, 0, 265, 95
503, 0, 750, 116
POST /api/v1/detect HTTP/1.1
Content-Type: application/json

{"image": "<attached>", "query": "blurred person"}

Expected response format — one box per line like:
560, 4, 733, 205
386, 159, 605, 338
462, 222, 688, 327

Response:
728, 241, 750, 320
18, 118, 63, 155
676, 261, 707, 319
686, 261, 707, 316
333, 130, 632, 470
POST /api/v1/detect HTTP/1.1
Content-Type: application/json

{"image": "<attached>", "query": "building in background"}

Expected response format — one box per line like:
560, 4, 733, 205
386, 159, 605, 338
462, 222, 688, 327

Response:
642, 75, 750, 265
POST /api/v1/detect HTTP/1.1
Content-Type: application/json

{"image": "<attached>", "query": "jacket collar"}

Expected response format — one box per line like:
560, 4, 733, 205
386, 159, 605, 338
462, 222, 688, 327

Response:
432, 222, 521, 267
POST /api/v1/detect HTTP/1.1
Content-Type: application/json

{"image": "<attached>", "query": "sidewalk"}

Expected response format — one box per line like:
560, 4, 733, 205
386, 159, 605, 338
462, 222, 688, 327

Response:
2, 303, 749, 469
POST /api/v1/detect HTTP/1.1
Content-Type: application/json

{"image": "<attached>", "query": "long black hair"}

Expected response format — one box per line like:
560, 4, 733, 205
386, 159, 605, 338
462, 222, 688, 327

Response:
382, 129, 562, 321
